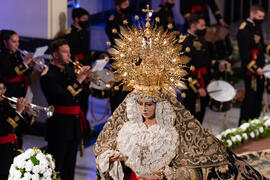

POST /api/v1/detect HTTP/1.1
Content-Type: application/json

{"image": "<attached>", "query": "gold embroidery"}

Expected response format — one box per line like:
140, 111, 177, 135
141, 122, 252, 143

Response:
214, 10, 221, 15
254, 34, 261, 44
239, 22, 246, 30
184, 13, 191, 18
247, 61, 257, 73
266, 45, 270, 55
67, 85, 82, 96
193, 41, 202, 51
14, 116, 20, 122
7, 117, 18, 129
14, 66, 27, 75
73, 83, 78, 88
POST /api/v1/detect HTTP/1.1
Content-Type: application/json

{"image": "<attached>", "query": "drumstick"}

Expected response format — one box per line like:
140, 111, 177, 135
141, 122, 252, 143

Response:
208, 89, 222, 93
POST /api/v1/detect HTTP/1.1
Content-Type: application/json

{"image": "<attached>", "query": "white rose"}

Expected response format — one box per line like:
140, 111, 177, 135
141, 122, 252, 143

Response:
259, 127, 264, 133
251, 119, 260, 124
9, 164, 16, 175
231, 136, 237, 142
242, 133, 248, 141
264, 120, 270, 127
235, 135, 242, 142
16, 159, 26, 169
39, 164, 48, 174
24, 149, 35, 158
32, 165, 41, 174
250, 132, 255, 138
240, 123, 250, 131
44, 168, 52, 178
263, 116, 270, 120
14, 169, 22, 178
36, 152, 46, 161
226, 140, 232, 147
31, 174, 40, 180
25, 160, 34, 172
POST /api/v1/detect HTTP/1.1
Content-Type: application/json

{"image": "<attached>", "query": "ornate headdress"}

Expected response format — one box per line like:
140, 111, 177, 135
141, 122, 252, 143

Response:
107, 5, 190, 99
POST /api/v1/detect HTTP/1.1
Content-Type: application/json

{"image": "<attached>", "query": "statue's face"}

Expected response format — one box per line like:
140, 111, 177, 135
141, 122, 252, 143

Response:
137, 98, 156, 120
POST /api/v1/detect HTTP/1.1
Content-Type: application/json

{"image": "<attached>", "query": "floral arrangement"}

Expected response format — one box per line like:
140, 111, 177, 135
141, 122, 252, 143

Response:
8, 147, 60, 180
216, 116, 270, 149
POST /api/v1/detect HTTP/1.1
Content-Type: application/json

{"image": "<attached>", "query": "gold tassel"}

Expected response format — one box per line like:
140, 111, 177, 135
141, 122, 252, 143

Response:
80, 139, 84, 157
251, 76, 257, 92
195, 96, 201, 113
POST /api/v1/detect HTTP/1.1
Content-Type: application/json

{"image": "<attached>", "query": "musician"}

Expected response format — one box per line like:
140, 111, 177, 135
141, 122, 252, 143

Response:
181, 15, 230, 123
0, 30, 34, 148
40, 39, 90, 180
238, 5, 270, 125
65, 7, 103, 138
152, 0, 176, 31
180, 0, 227, 32
106, 0, 133, 112
0, 79, 27, 180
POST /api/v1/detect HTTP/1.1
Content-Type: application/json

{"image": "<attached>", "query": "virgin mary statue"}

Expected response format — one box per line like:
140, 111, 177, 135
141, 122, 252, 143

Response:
93, 5, 267, 180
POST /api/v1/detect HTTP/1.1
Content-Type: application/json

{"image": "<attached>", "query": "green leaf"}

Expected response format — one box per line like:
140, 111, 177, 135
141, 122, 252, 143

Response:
30, 156, 39, 166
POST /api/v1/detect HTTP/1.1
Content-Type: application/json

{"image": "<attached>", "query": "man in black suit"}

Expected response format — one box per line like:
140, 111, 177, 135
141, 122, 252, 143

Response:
40, 39, 90, 180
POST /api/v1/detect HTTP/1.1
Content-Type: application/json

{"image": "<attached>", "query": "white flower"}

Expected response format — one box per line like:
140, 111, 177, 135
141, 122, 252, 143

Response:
250, 132, 255, 138
263, 116, 270, 120
264, 119, 270, 127
31, 174, 40, 180
231, 136, 237, 142
9, 164, 16, 175
251, 119, 260, 124
36, 152, 46, 162
226, 140, 232, 147
21, 172, 31, 180
25, 160, 34, 172
259, 127, 264, 133
24, 149, 35, 158
32, 165, 41, 174
240, 123, 250, 131
235, 135, 242, 142
14, 169, 22, 178
242, 133, 248, 141
44, 168, 52, 178
15, 159, 26, 169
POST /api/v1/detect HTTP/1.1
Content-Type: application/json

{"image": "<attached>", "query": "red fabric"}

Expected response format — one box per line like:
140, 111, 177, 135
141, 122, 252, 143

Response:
191, 67, 207, 89
0, 133, 19, 148
53, 105, 87, 134
246, 49, 260, 76
75, 53, 84, 61
191, 4, 208, 14
6, 74, 29, 91
130, 171, 165, 180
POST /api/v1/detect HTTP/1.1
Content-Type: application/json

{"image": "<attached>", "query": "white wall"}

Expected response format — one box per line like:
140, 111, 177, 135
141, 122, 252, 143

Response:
0, 0, 67, 39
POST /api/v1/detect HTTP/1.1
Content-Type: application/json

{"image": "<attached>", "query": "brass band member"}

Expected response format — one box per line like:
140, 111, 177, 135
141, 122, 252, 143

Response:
182, 15, 230, 123
40, 39, 90, 180
238, 5, 270, 125
0, 30, 34, 149
0, 79, 28, 180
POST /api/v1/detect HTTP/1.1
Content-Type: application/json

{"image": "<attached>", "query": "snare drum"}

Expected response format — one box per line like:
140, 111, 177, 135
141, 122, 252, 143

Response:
207, 80, 236, 112
90, 68, 114, 99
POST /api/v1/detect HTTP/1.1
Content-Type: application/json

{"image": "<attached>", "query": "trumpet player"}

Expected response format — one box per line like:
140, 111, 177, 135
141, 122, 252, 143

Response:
40, 39, 90, 180
0, 79, 28, 180
0, 29, 35, 149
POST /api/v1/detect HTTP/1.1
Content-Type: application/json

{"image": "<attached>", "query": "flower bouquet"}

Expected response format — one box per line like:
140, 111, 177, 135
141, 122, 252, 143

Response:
216, 116, 270, 149
8, 147, 60, 180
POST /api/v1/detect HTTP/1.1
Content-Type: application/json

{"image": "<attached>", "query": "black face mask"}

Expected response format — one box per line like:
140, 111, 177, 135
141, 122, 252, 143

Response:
120, 7, 130, 15
165, 2, 175, 9
78, 20, 89, 29
195, 29, 206, 37
254, 19, 264, 26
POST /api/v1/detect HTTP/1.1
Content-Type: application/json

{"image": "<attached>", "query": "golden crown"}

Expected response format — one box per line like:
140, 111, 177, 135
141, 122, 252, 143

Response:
107, 5, 190, 98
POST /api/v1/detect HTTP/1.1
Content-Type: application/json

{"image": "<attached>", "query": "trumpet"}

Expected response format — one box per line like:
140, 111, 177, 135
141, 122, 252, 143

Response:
17, 48, 49, 72
68, 59, 112, 86
2, 95, 54, 118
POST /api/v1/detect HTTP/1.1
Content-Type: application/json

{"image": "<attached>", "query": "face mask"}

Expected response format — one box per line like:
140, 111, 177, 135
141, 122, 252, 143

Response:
120, 7, 130, 15
253, 19, 264, 26
195, 29, 206, 37
78, 20, 89, 29
165, 2, 175, 9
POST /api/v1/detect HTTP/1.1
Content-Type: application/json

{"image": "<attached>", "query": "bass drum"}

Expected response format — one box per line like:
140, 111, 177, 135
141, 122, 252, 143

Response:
90, 68, 114, 99
207, 80, 236, 112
